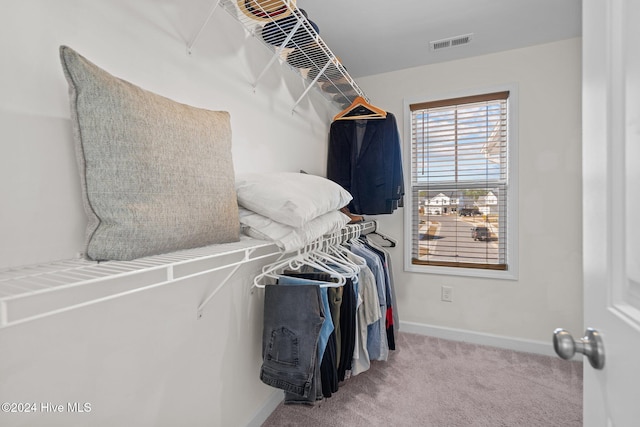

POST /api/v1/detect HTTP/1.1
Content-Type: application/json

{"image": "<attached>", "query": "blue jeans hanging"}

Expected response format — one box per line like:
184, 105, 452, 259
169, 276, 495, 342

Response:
260, 285, 324, 398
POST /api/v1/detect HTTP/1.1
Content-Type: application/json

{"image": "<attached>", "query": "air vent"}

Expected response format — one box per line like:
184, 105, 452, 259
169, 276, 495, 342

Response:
430, 33, 473, 51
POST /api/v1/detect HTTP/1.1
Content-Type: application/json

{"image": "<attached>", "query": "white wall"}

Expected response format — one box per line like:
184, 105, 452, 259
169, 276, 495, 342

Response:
0, 261, 281, 427
0, 1, 336, 426
358, 38, 583, 343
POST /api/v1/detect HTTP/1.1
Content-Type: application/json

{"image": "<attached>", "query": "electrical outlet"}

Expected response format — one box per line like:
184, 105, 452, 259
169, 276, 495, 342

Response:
441, 285, 453, 302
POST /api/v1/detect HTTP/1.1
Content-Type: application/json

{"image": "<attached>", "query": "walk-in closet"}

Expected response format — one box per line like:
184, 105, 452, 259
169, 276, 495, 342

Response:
0, 0, 602, 425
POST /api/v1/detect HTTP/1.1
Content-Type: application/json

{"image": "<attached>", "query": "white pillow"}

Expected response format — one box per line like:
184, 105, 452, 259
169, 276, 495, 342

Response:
235, 172, 352, 228
239, 207, 350, 252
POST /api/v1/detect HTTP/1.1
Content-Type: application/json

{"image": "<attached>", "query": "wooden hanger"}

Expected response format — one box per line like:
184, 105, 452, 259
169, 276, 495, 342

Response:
333, 96, 387, 121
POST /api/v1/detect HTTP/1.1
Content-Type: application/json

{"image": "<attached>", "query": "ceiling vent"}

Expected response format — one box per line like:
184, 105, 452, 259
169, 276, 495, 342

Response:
430, 33, 473, 51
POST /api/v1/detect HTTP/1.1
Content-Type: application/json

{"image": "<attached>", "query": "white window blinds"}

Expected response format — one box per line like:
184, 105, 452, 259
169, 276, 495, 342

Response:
409, 91, 509, 270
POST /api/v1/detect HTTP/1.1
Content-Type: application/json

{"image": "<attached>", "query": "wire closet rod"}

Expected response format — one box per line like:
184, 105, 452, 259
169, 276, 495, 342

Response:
251, 220, 393, 290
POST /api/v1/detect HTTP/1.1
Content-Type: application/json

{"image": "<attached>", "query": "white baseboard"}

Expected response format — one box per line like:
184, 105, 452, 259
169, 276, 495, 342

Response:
399, 321, 560, 358
245, 390, 283, 427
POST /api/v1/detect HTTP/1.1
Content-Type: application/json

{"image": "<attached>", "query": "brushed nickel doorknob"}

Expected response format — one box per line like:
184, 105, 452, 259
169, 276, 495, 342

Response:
553, 327, 605, 369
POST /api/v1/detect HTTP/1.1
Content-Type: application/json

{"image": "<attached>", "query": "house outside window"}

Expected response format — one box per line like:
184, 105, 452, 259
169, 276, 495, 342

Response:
404, 88, 518, 279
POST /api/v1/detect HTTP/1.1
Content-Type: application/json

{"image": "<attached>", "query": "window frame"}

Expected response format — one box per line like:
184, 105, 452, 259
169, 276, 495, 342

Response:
403, 85, 519, 280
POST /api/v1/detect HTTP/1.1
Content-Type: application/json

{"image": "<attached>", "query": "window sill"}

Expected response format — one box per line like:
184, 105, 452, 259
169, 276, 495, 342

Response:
405, 261, 518, 280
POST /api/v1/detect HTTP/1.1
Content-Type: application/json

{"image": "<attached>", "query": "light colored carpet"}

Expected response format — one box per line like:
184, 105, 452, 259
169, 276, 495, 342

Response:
262, 332, 582, 426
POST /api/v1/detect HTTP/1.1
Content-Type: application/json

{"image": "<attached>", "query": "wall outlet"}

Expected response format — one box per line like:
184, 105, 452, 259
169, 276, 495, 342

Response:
441, 285, 453, 302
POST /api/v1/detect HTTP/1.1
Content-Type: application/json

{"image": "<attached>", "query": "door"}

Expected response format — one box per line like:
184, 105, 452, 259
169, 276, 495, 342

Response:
582, 0, 640, 425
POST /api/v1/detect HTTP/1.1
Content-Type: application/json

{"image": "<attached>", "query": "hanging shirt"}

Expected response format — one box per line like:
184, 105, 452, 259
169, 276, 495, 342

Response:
348, 253, 381, 376
350, 241, 389, 361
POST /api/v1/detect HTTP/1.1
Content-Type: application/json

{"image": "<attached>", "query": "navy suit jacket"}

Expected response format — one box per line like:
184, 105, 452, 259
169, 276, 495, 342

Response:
327, 112, 404, 215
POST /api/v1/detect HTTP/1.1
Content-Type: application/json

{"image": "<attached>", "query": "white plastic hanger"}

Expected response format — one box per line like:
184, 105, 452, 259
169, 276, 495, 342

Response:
308, 249, 359, 279
253, 248, 346, 289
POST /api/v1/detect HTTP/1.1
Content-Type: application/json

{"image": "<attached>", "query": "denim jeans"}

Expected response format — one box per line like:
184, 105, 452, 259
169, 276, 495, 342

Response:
260, 285, 324, 398
278, 276, 335, 361
277, 275, 336, 404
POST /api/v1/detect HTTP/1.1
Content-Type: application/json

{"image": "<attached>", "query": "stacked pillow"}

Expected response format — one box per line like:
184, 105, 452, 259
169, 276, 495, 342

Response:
235, 172, 352, 252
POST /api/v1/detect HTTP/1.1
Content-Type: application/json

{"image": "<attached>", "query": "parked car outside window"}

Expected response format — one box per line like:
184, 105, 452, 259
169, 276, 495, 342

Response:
471, 226, 489, 241
459, 208, 482, 217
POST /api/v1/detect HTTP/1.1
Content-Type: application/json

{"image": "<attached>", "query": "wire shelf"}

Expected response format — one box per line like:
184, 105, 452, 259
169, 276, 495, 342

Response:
188, 0, 366, 111
0, 238, 280, 328
0, 222, 389, 328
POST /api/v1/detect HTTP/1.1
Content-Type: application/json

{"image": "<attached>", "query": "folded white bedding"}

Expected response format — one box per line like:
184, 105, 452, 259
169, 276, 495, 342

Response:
239, 207, 350, 252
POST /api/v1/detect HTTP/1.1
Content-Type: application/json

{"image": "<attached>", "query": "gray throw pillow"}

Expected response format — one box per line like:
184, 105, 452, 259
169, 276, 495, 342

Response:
60, 45, 239, 261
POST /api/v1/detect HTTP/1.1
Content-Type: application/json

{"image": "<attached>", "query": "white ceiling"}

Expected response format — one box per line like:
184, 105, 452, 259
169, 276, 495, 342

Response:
295, 0, 582, 78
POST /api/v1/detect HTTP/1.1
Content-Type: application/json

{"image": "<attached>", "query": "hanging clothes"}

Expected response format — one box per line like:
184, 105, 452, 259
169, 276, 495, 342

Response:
347, 251, 381, 376
281, 271, 340, 399
336, 278, 357, 382
349, 239, 389, 360
260, 285, 324, 399
257, 226, 398, 403
327, 112, 404, 215
359, 236, 398, 350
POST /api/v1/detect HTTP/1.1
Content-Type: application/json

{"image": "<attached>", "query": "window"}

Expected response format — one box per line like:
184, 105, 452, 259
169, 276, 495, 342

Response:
405, 90, 516, 276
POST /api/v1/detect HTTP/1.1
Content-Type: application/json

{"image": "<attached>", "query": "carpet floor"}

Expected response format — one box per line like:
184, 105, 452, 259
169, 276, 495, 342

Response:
262, 331, 583, 426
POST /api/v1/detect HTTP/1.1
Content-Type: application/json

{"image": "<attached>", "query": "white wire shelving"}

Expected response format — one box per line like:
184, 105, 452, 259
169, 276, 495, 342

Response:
0, 238, 280, 329
187, 0, 367, 112
0, 220, 389, 329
